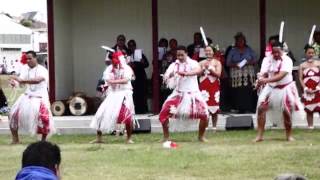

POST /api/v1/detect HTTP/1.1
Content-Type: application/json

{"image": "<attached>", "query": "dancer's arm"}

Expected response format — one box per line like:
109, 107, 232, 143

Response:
10, 76, 45, 84
208, 60, 222, 78
107, 78, 129, 84
178, 63, 202, 76
258, 71, 287, 84
298, 64, 306, 90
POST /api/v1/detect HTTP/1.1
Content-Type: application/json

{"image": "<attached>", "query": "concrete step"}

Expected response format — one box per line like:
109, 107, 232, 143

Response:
0, 113, 318, 135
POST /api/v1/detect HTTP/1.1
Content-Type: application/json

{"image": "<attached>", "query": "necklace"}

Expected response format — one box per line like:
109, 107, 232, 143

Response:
28, 66, 38, 92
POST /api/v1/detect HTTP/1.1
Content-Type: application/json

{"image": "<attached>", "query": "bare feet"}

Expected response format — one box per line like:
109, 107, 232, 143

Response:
308, 126, 314, 130
10, 141, 21, 145
160, 138, 169, 143
126, 139, 134, 144
198, 137, 209, 143
89, 139, 105, 144
287, 136, 295, 142
253, 137, 264, 143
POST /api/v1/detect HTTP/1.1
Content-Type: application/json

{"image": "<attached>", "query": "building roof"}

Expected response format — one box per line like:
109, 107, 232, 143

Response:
21, 11, 47, 29
0, 14, 32, 35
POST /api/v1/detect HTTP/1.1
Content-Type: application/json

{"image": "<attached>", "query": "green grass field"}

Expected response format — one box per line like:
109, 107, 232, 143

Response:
0, 130, 319, 180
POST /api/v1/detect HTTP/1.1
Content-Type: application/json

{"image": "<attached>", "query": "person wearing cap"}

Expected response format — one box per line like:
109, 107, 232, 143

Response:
160, 45, 209, 142
254, 42, 303, 142
90, 51, 135, 144
299, 45, 320, 129
199, 45, 222, 130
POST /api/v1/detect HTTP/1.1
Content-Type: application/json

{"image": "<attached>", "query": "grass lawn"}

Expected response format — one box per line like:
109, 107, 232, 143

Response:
0, 130, 319, 180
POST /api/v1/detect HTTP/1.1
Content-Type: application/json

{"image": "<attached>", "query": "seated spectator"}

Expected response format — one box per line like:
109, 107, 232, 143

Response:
226, 32, 258, 113
15, 141, 61, 180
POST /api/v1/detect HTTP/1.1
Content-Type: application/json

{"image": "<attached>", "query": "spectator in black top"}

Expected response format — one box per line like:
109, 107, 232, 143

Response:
187, 32, 204, 61
127, 39, 149, 113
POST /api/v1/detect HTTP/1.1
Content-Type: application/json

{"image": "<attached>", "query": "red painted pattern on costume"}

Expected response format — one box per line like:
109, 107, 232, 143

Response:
189, 99, 208, 121
302, 67, 320, 112
199, 77, 220, 114
159, 95, 182, 124
37, 102, 50, 135
284, 94, 292, 114
117, 103, 133, 125
159, 94, 208, 124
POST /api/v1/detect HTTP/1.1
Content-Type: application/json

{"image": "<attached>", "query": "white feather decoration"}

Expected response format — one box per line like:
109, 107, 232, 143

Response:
308, 25, 317, 45
200, 27, 208, 46
279, 21, 285, 43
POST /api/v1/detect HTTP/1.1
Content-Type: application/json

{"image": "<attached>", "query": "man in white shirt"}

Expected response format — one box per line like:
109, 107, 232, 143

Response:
160, 46, 209, 142
255, 42, 302, 142
9, 51, 54, 144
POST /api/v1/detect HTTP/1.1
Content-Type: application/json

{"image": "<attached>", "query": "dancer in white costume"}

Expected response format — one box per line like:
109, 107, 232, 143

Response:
90, 51, 135, 144
255, 42, 303, 142
9, 51, 54, 144
159, 46, 209, 142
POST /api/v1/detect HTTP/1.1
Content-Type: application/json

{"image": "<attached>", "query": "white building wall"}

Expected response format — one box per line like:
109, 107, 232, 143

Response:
71, 0, 152, 96
266, 0, 320, 63
54, 0, 260, 97
32, 31, 48, 52
53, 0, 320, 98
158, 0, 261, 57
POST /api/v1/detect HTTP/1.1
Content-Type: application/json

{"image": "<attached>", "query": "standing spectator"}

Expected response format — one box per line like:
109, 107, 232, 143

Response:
127, 39, 149, 114
160, 38, 178, 104
158, 38, 169, 60
112, 34, 129, 55
15, 141, 61, 180
187, 32, 204, 61
226, 32, 258, 113
162, 38, 178, 74
158, 38, 169, 77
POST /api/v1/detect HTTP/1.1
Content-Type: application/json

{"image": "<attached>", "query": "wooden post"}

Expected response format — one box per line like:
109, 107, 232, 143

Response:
151, 0, 160, 113
47, 0, 56, 103
259, 0, 267, 62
